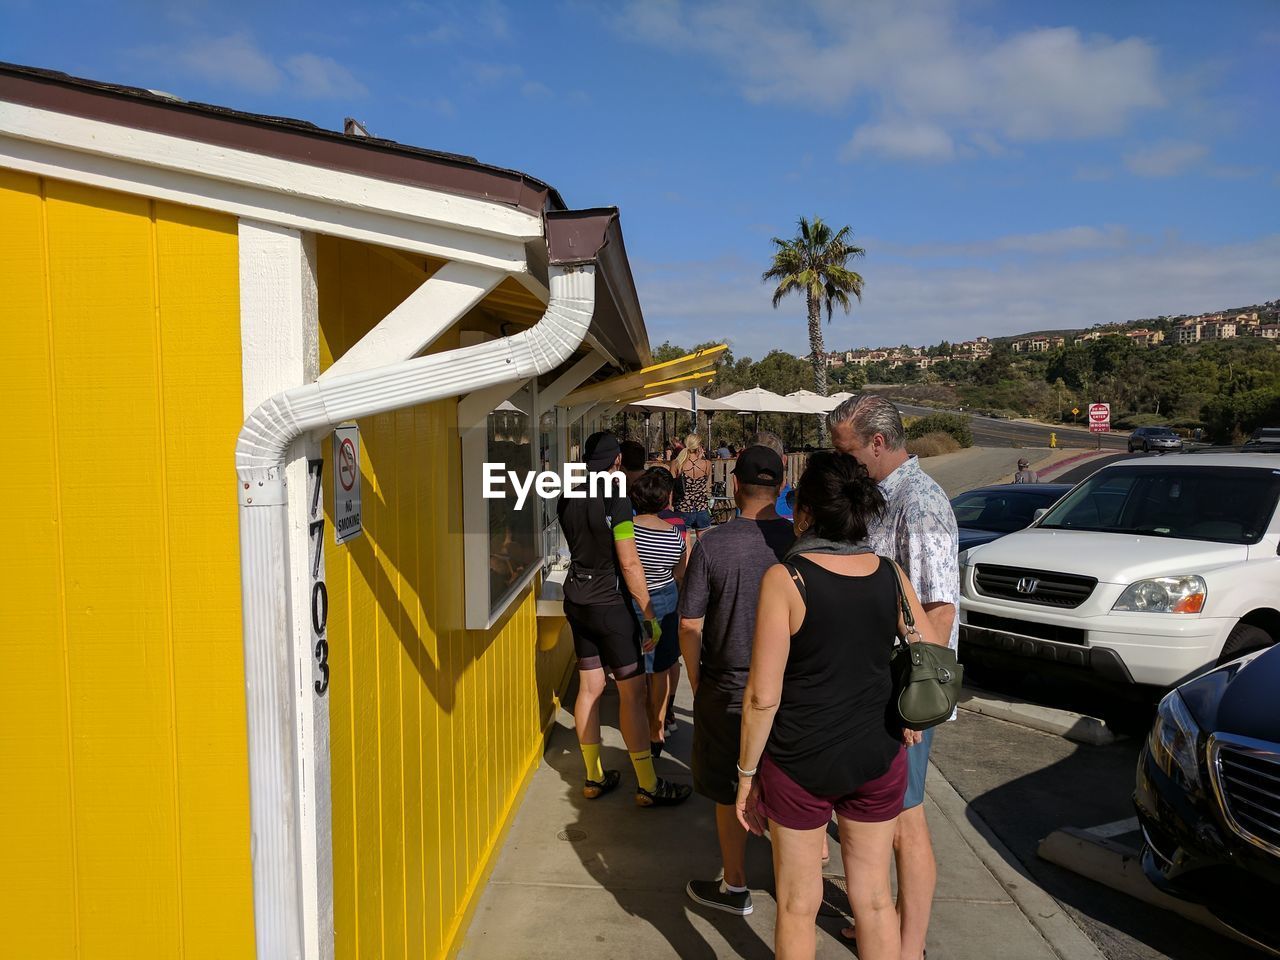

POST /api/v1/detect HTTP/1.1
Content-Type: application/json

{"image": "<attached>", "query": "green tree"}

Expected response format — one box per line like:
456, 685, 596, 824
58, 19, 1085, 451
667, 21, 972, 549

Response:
762, 216, 865, 443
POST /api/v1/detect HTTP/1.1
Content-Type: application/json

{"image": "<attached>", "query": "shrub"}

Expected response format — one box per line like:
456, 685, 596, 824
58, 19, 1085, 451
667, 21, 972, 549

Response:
906, 431, 961, 458
905, 412, 973, 448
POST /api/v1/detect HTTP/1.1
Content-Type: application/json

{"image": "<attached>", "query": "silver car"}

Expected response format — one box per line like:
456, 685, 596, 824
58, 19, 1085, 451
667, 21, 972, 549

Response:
1127, 426, 1184, 453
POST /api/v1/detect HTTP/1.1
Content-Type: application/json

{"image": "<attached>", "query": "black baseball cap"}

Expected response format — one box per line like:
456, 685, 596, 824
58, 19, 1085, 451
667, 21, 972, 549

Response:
585, 431, 621, 469
733, 445, 784, 486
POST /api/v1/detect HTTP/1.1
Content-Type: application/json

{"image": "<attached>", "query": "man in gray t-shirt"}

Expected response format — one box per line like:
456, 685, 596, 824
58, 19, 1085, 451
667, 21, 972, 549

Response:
679, 445, 794, 916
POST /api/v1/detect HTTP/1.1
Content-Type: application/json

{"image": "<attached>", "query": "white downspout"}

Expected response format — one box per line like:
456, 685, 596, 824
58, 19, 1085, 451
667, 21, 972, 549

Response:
235, 263, 595, 959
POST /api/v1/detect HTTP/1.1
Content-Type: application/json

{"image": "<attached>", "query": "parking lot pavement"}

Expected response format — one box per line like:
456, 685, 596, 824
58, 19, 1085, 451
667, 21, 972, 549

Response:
916, 446, 1054, 497
930, 708, 1271, 959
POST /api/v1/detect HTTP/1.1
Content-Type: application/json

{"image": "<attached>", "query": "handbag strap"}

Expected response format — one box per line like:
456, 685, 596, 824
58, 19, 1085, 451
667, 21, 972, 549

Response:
884, 558, 921, 647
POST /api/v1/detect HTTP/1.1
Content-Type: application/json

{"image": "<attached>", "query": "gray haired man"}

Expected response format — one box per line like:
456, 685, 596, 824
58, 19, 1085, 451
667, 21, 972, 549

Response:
827, 395, 960, 960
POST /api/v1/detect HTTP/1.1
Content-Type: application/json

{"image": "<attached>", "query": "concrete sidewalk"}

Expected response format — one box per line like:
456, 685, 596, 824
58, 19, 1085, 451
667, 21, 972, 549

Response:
459, 681, 1103, 959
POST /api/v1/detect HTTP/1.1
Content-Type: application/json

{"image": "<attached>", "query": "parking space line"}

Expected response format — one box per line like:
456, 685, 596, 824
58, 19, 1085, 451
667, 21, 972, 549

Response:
1087, 816, 1139, 839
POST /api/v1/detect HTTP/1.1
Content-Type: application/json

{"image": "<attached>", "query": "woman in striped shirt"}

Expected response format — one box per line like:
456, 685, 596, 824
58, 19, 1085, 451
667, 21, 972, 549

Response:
630, 467, 691, 756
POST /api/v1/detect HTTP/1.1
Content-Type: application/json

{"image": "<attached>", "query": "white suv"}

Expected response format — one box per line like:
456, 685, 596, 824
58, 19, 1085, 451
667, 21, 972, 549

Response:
959, 453, 1280, 688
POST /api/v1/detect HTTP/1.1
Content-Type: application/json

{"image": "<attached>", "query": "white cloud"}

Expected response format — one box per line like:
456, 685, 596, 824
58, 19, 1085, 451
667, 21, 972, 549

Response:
634, 233, 1280, 357
463, 61, 523, 85
136, 33, 366, 101
284, 54, 368, 99
165, 32, 284, 93
457, 61, 553, 99
844, 120, 954, 162
877, 225, 1136, 259
612, 1, 1167, 161
1124, 140, 1209, 177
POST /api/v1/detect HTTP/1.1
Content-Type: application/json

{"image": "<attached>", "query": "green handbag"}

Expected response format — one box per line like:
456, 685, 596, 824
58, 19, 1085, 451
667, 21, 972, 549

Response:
886, 559, 963, 730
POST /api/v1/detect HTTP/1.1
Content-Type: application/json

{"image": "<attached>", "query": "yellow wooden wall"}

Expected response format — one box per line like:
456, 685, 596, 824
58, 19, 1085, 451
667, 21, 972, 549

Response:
0, 173, 253, 958
318, 237, 572, 960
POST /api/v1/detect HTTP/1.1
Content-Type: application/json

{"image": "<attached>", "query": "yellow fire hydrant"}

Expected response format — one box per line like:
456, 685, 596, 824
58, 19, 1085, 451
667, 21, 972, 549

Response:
1050, 432, 1057, 449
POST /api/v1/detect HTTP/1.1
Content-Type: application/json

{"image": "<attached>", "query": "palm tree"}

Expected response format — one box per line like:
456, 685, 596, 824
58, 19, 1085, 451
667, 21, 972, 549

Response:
763, 216, 865, 444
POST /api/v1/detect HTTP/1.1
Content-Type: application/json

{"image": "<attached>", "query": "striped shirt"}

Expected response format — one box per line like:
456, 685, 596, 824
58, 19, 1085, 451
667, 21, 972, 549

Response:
633, 522, 686, 589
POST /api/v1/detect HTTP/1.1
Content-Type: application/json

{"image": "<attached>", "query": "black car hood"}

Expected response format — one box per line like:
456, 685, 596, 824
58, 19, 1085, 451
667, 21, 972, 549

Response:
1217, 645, 1280, 742
958, 528, 1003, 551
1180, 645, 1280, 742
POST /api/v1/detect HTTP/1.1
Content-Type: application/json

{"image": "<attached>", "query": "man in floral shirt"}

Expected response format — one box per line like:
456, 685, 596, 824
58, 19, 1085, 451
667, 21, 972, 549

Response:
829, 395, 959, 960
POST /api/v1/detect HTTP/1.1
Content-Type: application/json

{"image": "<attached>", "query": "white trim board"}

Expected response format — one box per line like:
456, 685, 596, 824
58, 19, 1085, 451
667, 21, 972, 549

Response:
0, 103, 541, 240
238, 220, 334, 960
0, 130, 532, 273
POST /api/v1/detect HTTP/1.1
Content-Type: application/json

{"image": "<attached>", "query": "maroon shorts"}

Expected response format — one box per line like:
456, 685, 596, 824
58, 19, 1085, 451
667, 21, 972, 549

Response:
756, 747, 907, 830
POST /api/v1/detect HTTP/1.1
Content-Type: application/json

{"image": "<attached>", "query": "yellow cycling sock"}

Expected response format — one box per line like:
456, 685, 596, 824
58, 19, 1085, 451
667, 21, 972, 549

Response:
581, 742, 604, 783
630, 751, 658, 793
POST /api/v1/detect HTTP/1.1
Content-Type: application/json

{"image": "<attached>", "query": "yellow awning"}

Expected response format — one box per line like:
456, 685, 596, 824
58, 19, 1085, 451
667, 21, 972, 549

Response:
561, 344, 727, 408
607, 370, 718, 407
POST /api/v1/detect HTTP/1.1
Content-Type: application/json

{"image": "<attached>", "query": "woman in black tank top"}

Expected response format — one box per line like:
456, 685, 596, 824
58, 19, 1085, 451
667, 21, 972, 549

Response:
732, 452, 945, 960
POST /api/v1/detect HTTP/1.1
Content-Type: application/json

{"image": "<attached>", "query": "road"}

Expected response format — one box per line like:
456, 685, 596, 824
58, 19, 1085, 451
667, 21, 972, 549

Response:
898, 402, 1131, 451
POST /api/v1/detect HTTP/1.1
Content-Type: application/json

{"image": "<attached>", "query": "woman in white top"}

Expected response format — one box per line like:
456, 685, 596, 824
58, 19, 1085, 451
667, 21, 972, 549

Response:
630, 467, 691, 755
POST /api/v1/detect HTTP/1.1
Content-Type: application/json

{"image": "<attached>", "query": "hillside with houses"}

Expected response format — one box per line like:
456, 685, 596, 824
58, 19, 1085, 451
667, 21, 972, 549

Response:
821, 301, 1280, 372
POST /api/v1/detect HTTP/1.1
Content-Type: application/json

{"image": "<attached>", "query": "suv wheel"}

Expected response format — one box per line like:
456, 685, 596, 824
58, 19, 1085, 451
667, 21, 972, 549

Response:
1217, 623, 1273, 665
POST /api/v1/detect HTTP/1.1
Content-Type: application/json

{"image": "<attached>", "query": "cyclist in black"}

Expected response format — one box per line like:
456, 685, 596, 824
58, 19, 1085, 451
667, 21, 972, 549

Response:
558, 432, 692, 807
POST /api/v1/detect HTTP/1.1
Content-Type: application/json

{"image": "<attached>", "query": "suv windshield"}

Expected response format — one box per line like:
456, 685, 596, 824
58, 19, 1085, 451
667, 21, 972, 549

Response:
1038, 466, 1280, 544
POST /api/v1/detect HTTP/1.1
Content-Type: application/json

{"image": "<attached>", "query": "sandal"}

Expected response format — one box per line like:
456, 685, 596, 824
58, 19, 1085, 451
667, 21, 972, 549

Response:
635, 777, 693, 807
583, 769, 621, 799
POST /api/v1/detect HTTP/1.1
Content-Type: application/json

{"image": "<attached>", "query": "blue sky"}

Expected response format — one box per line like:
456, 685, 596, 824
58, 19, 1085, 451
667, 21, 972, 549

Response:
4, 0, 1278, 357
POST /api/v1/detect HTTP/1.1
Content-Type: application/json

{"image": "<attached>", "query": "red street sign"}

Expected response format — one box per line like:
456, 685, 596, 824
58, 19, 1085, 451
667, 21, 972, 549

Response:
1088, 402, 1111, 433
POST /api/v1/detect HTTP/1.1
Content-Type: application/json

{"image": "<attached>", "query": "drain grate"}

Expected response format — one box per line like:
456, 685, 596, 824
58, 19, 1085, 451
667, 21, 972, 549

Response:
819, 874, 851, 920
557, 828, 587, 842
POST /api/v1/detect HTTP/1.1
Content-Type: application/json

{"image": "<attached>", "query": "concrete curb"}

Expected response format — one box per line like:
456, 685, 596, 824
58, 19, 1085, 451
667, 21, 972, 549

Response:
926, 763, 1107, 960
958, 688, 1117, 746
1037, 828, 1277, 957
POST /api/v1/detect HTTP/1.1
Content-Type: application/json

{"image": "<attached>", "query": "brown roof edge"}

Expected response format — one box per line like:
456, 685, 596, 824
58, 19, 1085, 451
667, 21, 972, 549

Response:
0, 61, 566, 213
547, 208, 651, 368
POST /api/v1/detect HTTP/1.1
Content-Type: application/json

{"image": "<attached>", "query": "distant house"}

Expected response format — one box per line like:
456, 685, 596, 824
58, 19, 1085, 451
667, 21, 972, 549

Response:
1253, 324, 1280, 340
1013, 336, 1055, 353
1125, 328, 1165, 347
1201, 320, 1237, 341
1175, 320, 1203, 345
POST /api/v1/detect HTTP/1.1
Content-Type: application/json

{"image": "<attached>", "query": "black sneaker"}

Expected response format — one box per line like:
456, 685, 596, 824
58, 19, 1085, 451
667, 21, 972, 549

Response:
583, 769, 621, 800
686, 879, 753, 915
664, 716, 678, 737
635, 777, 692, 807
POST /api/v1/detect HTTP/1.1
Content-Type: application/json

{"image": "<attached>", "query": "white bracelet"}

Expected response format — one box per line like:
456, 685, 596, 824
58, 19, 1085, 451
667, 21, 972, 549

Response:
736, 762, 758, 777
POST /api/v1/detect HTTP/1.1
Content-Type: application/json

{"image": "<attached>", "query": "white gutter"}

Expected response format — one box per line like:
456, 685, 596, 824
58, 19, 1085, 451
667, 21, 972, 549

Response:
234, 263, 595, 960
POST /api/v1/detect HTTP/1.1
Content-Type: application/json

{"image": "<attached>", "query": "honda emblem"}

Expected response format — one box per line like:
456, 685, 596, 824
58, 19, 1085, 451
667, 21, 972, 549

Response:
1016, 577, 1039, 594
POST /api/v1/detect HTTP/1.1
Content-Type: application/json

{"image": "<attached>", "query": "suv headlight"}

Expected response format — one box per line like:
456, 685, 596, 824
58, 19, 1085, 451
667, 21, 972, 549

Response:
1112, 576, 1206, 614
1148, 690, 1201, 788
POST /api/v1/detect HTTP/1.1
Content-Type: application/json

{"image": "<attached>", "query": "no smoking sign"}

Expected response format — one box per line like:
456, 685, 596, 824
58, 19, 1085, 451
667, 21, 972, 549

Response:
333, 424, 363, 544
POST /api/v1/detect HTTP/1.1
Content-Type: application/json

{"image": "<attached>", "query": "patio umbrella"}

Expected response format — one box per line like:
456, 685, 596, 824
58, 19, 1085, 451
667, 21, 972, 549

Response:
716, 386, 812, 414
717, 386, 812, 436
786, 389, 841, 414
627, 390, 734, 412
